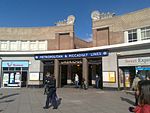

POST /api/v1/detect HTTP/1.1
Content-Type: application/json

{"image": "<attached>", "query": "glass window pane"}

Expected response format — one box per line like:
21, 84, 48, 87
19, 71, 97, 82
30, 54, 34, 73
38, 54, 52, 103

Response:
30, 41, 37, 50
3, 67, 8, 71
1, 41, 8, 50
128, 29, 137, 42
128, 34, 132, 40
133, 33, 137, 39
141, 26, 150, 40
10, 41, 18, 51
146, 31, 150, 37
9, 67, 14, 71
15, 67, 21, 71
141, 32, 144, 39
21, 41, 29, 50
22, 67, 28, 71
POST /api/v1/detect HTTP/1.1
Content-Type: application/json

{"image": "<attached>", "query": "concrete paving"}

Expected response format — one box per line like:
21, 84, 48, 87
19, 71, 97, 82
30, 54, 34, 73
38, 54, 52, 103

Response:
0, 88, 135, 113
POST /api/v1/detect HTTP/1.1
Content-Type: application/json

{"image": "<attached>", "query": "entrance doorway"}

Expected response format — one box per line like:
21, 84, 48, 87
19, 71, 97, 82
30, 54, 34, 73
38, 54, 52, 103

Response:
21, 71, 27, 87
60, 64, 82, 87
88, 63, 102, 89
119, 67, 136, 89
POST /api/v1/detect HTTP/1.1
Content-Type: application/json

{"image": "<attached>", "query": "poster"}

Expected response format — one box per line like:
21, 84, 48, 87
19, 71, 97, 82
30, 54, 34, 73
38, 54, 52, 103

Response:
124, 70, 130, 87
40, 73, 43, 81
103, 72, 116, 83
29, 72, 39, 80
15, 72, 21, 83
10, 73, 15, 84
3, 73, 9, 84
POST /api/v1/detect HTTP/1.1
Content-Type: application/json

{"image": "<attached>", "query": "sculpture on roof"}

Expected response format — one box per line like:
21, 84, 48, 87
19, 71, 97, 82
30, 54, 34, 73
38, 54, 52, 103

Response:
91, 10, 115, 21
56, 15, 75, 26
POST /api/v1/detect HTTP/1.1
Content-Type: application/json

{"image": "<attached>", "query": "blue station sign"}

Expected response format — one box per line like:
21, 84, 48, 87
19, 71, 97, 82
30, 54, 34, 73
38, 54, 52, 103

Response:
34, 50, 109, 60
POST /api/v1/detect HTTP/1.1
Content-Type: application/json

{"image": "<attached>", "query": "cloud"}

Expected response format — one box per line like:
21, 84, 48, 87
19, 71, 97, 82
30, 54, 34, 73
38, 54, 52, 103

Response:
85, 37, 92, 42
84, 33, 92, 42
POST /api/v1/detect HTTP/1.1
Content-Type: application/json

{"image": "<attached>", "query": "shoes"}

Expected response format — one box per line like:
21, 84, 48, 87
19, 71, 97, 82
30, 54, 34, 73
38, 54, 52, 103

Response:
43, 106, 49, 109
53, 106, 58, 109
128, 107, 135, 112
53, 107, 57, 109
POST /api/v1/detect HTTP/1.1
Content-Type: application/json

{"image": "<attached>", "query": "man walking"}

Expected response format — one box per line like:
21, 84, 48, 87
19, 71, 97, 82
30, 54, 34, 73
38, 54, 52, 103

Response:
43, 74, 57, 109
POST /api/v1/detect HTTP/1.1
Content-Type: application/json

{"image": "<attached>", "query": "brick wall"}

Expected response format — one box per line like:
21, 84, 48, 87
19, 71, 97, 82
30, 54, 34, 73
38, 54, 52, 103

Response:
92, 8, 150, 47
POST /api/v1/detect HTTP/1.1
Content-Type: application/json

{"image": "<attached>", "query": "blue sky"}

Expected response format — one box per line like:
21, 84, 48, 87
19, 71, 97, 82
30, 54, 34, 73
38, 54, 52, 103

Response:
0, 0, 149, 41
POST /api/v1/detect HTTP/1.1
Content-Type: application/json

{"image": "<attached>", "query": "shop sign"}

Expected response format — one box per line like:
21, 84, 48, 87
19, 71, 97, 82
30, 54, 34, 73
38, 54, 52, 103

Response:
136, 67, 150, 70
2, 61, 29, 67
34, 50, 109, 60
119, 57, 150, 66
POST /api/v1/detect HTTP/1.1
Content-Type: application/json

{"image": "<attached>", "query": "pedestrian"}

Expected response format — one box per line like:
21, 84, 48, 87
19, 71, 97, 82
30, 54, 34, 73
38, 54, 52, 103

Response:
81, 78, 87, 90
129, 80, 150, 113
43, 74, 58, 109
75, 74, 79, 88
146, 74, 150, 80
50, 75, 58, 109
95, 74, 100, 89
131, 74, 141, 106
44, 72, 50, 95
0, 75, 1, 88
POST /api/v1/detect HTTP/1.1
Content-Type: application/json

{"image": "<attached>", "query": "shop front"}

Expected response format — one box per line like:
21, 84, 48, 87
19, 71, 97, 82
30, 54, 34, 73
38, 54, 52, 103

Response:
2, 61, 29, 88
118, 56, 150, 89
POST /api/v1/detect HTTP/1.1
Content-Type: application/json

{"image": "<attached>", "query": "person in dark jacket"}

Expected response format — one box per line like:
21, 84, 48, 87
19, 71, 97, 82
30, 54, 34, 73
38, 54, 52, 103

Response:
43, 74, 57, 109
44, 72, 50, 95
50, 75, 58, 109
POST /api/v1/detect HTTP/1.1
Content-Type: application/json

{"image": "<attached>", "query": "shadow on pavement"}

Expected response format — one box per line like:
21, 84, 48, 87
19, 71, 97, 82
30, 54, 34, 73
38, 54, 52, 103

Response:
0, 93, 19, 100
0, 99, 15, 103
0, 110, 3, 112
120, 97, 134, 106
57, 98, 62, 108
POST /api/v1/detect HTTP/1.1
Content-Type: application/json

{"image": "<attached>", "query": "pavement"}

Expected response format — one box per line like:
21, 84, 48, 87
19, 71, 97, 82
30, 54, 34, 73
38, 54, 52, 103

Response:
0, 87, 135, 113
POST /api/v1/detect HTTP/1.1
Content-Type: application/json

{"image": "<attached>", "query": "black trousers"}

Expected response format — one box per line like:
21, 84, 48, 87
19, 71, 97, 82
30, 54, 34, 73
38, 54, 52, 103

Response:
45, 90, 53, 107
135, 92, 138, 106
45, 89, 57, 108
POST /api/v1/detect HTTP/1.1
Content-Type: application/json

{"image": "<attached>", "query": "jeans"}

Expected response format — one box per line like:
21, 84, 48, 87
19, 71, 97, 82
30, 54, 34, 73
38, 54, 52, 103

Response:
96, 80, 99, 88
51, 91, 57, 108
75, 81, 79, 88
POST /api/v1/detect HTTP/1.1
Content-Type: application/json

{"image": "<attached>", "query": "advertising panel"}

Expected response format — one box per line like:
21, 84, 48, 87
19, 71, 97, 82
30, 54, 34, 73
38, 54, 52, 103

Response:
29, 72, 39, 81
124, 70, 130, 87
103, 71, 116, 83
10, 73, 15, 84
3, 73, 9, 85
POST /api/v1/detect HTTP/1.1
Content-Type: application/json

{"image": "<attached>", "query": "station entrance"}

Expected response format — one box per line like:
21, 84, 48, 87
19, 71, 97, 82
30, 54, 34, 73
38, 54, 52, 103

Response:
43, 58, 103, 88
88, 59, 103, 89
60, 60, 82, 87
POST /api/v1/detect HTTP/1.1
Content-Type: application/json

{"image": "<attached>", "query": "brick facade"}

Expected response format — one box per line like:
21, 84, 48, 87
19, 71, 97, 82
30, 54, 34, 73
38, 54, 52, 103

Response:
0, 8, 149, 50
92, 8, 150, 47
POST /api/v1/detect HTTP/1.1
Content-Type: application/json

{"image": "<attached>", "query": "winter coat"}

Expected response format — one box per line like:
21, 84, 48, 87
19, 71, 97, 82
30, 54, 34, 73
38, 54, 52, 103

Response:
134, 105, 150, 113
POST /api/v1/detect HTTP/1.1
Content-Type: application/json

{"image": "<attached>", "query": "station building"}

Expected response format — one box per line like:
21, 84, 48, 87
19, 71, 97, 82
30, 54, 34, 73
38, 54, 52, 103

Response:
0, 8, 150, 89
